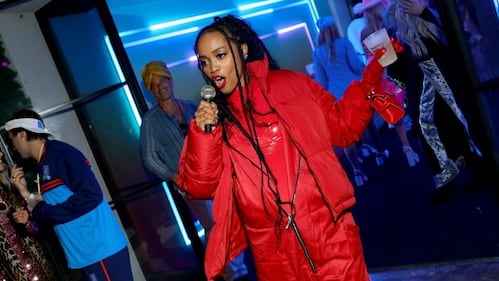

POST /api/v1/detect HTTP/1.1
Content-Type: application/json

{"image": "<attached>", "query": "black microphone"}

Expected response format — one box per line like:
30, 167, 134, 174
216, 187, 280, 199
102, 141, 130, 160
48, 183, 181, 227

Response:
200, 85, 217, 133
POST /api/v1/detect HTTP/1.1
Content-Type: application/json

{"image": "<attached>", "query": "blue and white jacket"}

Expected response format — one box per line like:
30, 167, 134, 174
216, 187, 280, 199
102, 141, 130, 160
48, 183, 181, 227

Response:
31, 140, 127, 269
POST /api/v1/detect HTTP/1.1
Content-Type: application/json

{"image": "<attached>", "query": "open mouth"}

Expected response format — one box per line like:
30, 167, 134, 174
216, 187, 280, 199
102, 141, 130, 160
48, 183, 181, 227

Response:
212, 76, 226, 90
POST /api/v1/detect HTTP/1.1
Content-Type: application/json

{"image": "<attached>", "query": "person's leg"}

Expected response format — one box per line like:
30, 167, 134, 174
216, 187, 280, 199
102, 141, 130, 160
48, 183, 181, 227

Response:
395, 121, 419, 167
222, 251, 249, 281
185, 198, 249, 281
418, 60, 459, 188
343, 145, 368, 186
80, 247, 133, 281
361, 121, 389, 166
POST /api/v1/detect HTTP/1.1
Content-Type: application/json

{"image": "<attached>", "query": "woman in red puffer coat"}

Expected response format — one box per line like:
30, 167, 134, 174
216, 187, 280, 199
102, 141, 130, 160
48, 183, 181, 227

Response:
178, 14, 392, 281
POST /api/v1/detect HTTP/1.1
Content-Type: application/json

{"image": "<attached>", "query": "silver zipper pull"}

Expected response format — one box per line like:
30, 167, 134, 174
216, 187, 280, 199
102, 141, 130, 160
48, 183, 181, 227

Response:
285, 214, 293, 230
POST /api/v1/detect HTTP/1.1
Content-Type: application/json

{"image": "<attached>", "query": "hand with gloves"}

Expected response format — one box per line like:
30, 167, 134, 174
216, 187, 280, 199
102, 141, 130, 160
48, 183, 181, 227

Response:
360, 38, 405, 124
360, 38, 403, 95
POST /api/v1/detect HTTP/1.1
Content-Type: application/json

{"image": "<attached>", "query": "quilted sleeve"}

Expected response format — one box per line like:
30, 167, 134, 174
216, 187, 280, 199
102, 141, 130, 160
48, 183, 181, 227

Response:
177, 120, 224, 199
308, 77, 374, 147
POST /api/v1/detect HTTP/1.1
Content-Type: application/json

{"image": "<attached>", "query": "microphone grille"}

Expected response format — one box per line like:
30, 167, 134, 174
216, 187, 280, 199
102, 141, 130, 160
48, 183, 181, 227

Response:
200, 85, 216, 99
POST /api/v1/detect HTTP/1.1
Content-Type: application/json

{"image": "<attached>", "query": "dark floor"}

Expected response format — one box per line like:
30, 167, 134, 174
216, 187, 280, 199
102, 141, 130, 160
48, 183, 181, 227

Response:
350, 128, 499, 267
369, 257, 499, 281
346, 125, 499, 280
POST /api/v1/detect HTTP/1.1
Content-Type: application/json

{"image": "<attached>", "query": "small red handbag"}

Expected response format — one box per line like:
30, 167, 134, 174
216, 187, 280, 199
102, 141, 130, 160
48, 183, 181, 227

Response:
367, 77, 406, 125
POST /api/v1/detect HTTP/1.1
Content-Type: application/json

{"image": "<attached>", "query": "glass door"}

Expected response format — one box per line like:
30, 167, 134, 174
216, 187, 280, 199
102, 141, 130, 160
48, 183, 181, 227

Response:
35, 0, 205, 280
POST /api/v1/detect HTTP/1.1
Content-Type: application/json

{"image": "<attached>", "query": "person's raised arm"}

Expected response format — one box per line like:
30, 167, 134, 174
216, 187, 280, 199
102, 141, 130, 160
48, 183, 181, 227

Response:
10, 164, 42, 211
177, 100, 223, 200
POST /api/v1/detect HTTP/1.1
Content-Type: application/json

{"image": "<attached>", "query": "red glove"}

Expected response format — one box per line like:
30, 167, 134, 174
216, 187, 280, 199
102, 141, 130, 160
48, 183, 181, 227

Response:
360, 47, 385, 94
360, 37, 404, 94
390, 37, 404, 53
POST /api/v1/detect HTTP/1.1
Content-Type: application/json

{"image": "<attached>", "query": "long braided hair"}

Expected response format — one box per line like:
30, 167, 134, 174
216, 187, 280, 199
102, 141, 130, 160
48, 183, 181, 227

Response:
194, 15, 290, 236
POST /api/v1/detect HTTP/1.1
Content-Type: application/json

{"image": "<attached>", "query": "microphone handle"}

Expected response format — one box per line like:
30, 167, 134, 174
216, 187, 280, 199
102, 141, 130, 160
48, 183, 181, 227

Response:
204, 124, 213, 133
203, 97, 214, 133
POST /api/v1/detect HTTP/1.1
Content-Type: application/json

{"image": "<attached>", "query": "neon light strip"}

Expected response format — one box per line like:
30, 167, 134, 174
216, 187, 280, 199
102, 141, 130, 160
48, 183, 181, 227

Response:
104, 36, 142, 126
190, 23, 314, 66
148, 0, 282, 31
238, 0, 282, 11
119, 27, 149, 38
124, 27, 199, 48
277, 22, 305, 34
118, 10, 231, 37
276, 22, 315, 50
240, 8, 274, 19
122, 1, 314, 49
119, 0, 311, 39
149, 10, 230, 31
162, 182, 205, 246
307, 0, 320, 30
162, 182, 190, 246
167, 56, 197, 68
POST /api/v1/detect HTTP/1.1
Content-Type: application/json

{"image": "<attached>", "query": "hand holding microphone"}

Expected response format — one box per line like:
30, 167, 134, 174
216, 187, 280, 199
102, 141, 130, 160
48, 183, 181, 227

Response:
198, 85, 217, 133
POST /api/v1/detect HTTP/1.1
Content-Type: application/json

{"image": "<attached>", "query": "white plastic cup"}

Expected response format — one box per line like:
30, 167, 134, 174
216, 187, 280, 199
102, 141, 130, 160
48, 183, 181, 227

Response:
362, 28, 397, 67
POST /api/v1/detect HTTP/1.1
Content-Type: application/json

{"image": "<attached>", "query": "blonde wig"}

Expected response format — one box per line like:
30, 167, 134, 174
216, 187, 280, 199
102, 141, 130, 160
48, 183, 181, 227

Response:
384, 0, 442, 59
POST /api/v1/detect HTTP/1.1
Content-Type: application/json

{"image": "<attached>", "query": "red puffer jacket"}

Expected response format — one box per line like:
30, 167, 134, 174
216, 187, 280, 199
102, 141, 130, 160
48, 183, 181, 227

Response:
178, 57, 373, 280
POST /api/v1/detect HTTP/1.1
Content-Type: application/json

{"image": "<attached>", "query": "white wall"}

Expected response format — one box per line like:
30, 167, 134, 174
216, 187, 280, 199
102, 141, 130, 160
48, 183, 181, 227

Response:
0, 11, 145, 281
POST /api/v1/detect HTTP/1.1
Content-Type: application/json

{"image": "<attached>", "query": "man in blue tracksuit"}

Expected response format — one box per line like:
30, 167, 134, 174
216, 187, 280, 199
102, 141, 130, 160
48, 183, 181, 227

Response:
5, 109, 133, 281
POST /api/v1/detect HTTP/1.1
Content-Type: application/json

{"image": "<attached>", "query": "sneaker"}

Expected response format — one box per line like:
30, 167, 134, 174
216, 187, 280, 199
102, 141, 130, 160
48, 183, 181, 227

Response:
434, 159, 460, 189
356, 156, 364, 164
376, 149, 389, 166
361, 144, 377, 157
455, 155, 466, 167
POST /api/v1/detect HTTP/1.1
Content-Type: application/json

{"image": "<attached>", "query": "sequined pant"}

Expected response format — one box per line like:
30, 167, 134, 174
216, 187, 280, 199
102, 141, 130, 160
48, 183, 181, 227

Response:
418, 58, 480, 169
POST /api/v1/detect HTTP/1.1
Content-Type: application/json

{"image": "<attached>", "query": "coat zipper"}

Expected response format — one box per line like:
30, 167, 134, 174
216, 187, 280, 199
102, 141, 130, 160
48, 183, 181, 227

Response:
283, 211, 317, 273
